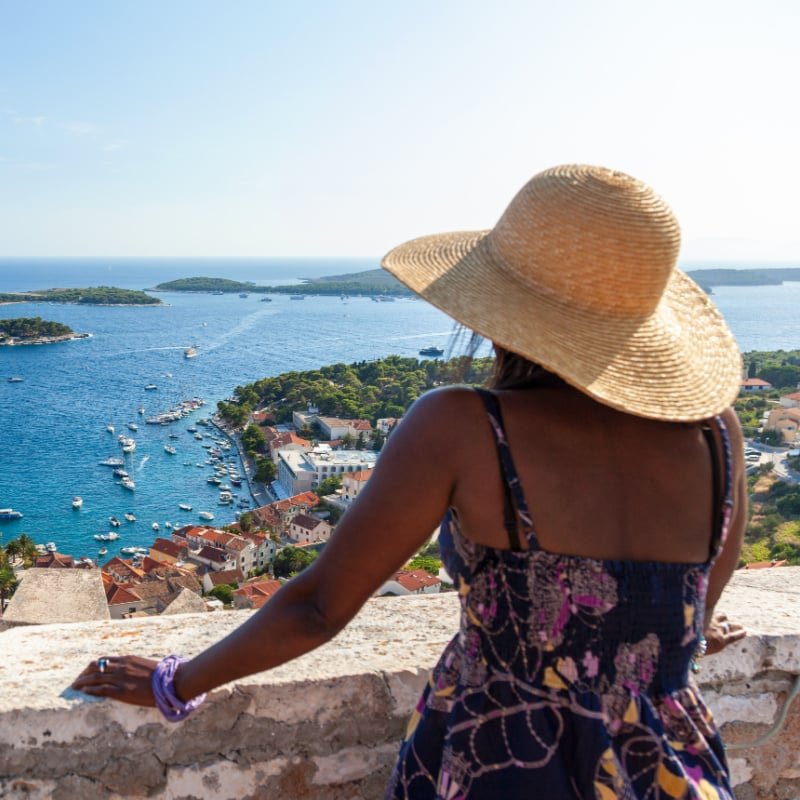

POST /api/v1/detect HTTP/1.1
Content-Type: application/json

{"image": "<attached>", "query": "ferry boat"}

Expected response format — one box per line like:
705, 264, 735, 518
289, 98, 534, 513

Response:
198, 511, 215, 521
184, 346, 198, 359
72, 496, 83, 509
419, 346, 445, 357
0, 508, 23, 520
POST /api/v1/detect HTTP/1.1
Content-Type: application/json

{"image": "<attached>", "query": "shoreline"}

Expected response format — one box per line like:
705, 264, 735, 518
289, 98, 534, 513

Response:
0, 332, 92, 346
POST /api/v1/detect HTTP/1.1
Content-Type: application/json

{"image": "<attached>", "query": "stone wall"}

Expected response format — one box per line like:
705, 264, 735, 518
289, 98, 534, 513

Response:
0, 569, 799, 799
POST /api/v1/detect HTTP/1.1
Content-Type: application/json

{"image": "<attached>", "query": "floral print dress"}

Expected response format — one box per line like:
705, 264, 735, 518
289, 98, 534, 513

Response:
385, 389, 734, 799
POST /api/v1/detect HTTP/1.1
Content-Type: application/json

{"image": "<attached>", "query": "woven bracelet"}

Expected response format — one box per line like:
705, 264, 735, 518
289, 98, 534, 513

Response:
152, 655, 207, 722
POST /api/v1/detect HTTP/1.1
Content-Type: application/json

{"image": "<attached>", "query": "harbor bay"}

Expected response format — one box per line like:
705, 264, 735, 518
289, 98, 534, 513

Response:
0, 258, 798, 561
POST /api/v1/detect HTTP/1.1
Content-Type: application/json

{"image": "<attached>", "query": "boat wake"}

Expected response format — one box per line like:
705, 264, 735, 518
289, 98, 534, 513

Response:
203, 308, 276, 352
137, 455, 150, 472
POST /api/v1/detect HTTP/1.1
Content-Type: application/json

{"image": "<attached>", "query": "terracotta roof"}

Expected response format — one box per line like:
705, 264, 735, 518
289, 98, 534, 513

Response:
150, 538, 184, 559
107, 584, 143, 606
782, 392, 800, 401
208, 568, 244, 587
196, 545, 229, 564
345, 469, 373, 483
351, 419, 372, 431
34, 553, 75, 568
741, 378, 772, 387
393, 569, 441, 592
290, 513, 324, 531
744, 560, 789, 569
233, 579, 282, 608
102, 557, 145, 583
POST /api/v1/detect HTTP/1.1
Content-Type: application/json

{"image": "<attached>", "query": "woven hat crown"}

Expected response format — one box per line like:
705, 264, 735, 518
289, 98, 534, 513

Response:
491, 165, 682, 316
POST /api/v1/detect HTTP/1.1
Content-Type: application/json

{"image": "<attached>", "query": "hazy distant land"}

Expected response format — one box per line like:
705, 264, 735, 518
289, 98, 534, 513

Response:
153, 270, 412, 297
687, 267, 800, 292
0, 286, 162, 306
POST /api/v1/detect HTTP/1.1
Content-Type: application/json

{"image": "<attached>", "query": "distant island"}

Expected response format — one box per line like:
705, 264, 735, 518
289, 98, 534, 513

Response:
153, 269, 412, 297
0, 286, 162, 306
687, 267, 800, 293
0, 316, 89, 346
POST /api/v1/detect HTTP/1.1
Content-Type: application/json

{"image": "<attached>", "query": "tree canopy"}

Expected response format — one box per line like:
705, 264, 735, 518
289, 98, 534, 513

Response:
217, 354, 495, 429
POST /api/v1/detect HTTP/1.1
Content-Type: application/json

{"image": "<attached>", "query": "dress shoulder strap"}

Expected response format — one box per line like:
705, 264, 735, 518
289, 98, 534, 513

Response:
474, 388, 537, 550
703, 415, 735, 566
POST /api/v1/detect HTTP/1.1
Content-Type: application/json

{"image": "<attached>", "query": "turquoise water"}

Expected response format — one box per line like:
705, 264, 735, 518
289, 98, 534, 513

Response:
0, 259, 797, 558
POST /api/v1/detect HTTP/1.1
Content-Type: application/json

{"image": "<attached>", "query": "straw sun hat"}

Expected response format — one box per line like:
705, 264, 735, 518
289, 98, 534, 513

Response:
381, 164, 742, 422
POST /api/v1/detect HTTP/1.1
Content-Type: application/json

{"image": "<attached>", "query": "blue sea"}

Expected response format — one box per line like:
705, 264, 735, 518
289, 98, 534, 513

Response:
0, 258, 797, 558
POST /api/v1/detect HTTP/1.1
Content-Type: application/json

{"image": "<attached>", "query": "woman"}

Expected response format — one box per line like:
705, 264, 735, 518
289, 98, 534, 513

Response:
74, 165, 747, 798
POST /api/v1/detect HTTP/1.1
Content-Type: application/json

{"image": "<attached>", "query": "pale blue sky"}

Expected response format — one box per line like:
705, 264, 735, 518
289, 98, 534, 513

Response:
0, 0, 798, 260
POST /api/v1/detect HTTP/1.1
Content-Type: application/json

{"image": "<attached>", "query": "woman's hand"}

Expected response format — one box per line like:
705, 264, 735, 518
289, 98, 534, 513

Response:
704, 613, 746, 656
71, 655, 159, 707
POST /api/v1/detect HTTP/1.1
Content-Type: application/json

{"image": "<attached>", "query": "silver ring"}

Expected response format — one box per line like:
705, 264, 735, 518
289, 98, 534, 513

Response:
98, 657, 109, 674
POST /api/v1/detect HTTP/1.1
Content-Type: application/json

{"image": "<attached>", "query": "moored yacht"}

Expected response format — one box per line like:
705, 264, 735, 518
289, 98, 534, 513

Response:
198, 511, 214, 521
179, 503, 193, 511
72, 496, 83, 509
124, 512, 136, 522
121, 477, 136, 491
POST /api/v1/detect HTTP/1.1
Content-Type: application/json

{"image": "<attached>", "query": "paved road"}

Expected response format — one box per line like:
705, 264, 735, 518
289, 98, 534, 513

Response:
745, 442, 800, 484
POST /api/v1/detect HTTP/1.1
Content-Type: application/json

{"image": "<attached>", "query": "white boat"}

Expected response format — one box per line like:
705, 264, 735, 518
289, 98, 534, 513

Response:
99, 457, 124, 467
109, 516, 121, 527
179, 503, 193, 511
164, 444, 177, 455
184, 346, 198, 359
194, 432, 203, 440
152, 522, 159, 531
124, 512, 136, 522
113, 468, 129, 478
46, 541, 57, 552
121, 477, 136, 491
120, 546, 138, 555
107, 531, 119, 541
164, 521, 172, 529
218, 491, 233, 505
106, 423, 115, 434
98, 547, 108, 556
120, 437, 136, 453
198, 511, 214, 521
144, 384, 158, 391
138, 405, 145, 415
72, 496, 83, 509
0, 508, 23, 520
127, 422, 139, 431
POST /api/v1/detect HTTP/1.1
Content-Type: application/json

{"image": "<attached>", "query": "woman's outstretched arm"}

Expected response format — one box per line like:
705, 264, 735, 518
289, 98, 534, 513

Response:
72, 388, 467, 705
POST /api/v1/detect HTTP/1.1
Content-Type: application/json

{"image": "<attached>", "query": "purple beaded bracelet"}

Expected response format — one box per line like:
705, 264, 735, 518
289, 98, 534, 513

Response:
152, 654, 206, 722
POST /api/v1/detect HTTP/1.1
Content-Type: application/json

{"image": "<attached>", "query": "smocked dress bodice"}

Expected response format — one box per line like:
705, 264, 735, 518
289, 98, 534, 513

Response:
385, 390, 734, 800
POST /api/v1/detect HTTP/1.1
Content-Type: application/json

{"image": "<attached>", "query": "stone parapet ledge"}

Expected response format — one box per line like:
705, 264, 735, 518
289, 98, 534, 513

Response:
0, 569, 799, 799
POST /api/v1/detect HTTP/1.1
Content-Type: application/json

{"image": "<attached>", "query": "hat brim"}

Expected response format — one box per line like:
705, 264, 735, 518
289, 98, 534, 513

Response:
382, 230, 742, 421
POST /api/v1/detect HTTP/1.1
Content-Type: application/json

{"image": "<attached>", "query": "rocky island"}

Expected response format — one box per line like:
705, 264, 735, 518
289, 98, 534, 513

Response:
0, 286, 161, 306
0, 317, 89, 346
153, 269, 412, 298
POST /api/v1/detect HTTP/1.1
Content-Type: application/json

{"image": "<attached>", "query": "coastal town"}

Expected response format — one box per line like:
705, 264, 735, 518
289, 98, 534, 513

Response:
0, 396, 442, 628
2, 352, 800, 627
